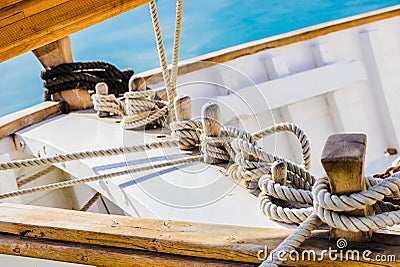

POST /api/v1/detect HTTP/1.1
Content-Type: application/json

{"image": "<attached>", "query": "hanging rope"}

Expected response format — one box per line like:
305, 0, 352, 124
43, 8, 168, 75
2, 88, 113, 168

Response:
91, 0, 184, 129
149, 0, 184, 122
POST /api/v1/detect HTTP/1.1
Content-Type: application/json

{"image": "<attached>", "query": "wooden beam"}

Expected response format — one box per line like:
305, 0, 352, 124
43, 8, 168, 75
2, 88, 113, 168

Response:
0, 203, 399, 266
0, 102, 64, 140
0, 0, 151, 63
0, 234, 250, 267
32, 36, 94, 110
321, 133, 374, 241
32, 36, 73, 67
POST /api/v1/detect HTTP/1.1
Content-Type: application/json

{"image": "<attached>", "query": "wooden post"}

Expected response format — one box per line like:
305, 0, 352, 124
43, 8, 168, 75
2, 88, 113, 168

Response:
271, 161, 287, 186
174, 95, 191, 122
95, 83, 109, 118
129, 76, 146, 92
321, 133, 374, 242
174, 95, 193, 150
32, 36, 93, 110
202, 103, 221, 164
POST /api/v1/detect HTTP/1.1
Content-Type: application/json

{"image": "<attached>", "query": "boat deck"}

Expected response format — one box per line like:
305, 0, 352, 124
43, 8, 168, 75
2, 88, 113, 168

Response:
13, 110, 286, 228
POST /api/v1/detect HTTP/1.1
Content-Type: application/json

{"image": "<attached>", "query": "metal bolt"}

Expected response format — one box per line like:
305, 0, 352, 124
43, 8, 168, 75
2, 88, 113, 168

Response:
82, 256, 88, 262
18, 141, 26, 151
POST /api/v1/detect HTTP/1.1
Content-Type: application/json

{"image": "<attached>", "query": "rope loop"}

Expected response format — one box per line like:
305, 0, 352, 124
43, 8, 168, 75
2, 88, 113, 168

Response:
262, 160, 400, 266
121, 90, 167, 129
91, 94, 126, 116
312, 175, 400, 232
170, 120, 202, 150
227, 127, 314, 193
41, 61, 133, 100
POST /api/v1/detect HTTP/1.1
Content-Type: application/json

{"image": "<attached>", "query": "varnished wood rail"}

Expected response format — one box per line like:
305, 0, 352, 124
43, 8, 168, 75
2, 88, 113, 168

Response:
0, 203, 399, 266
0, 101, 64, 140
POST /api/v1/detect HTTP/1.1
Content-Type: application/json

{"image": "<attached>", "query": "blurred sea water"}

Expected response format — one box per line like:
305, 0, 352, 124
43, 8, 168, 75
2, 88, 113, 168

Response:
0, 0, 398, 116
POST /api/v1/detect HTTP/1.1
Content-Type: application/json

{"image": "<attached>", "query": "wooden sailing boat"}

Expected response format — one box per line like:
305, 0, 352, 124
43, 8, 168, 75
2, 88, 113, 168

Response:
0, 1, 400, 266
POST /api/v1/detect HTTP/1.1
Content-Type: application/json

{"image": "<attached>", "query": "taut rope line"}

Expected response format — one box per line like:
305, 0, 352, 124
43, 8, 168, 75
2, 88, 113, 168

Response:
92, 0, 184, 129
0, 155, 202, 200
149, 0, 184, 120
0, 140, 180, 171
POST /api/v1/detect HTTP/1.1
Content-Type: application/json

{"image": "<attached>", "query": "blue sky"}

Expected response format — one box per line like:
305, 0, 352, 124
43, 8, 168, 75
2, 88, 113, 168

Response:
0, 0, 398, 116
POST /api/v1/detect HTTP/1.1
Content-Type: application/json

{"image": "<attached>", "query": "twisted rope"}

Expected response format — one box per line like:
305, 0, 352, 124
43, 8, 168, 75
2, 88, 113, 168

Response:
121, 91, 168, 129
252, 122, 311, 170
91, 94, 126, 116
0, 140, 180, 171
149, 0, 184, 123
80, 192, 103, 212
0, 156, 202, 200
169, 0, 184, 119
254, 152, 400, 266
41, 62, 133, 100
16, 166, 56, 187
227, 122, 313, 192
170, 120, 202, 150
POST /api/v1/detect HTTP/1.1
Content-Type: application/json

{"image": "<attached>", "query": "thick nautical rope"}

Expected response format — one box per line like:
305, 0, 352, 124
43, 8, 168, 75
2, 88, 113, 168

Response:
0, 140, 180, 171
91, 94, 126, 116
252, 122, 311, 170
41, 61, 133, 100
259, 163, 400, 266
80, 192, 102, 211
169, 0, 183, 117
0, 155, 202, 200
227, 122, 312, 192
170, 118, 255, 156
91, 1, 183, 128
0, 121, 254, 171
149, 0, 183, 122
121, 90, 168, 129
261, 174, 400, 266
170, 120, 202, 150
200, 126, 255, 163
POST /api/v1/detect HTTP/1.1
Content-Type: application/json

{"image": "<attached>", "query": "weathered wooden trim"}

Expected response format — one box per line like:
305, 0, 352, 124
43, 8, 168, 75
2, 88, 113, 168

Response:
0, 102, 63, 140
0, 0, 151, 62
0, 234, 251, 267
142, 5, 400, 84
0, 203, 399, 266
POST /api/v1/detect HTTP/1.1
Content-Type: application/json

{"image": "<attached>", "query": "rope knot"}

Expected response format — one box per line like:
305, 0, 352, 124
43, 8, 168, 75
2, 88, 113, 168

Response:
170, 120, 202, 150
312, 175, 400, 232
121, 90, 168, 129
91, 93, 126, 116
